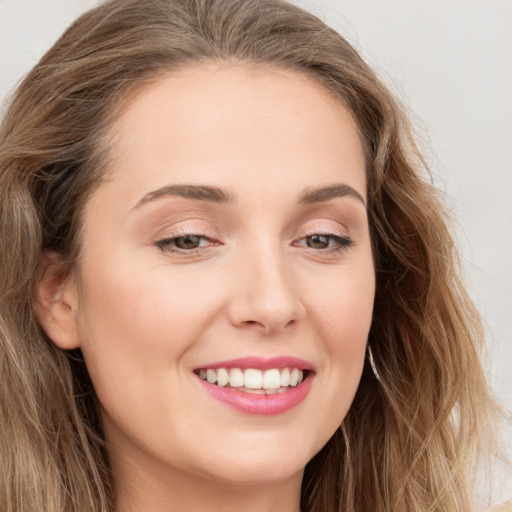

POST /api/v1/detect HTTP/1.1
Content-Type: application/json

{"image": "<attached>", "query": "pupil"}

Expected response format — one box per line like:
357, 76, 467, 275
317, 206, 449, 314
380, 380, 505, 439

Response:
176, 235, 200, 249
307, 235, 328, 249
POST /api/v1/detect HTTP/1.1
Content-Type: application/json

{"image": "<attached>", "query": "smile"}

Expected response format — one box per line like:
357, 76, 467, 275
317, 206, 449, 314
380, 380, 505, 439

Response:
194, 357, 314, 415
195, 367, 306, 394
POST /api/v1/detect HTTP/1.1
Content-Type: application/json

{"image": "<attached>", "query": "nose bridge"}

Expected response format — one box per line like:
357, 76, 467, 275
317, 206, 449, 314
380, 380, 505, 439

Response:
229, 235, 304, 333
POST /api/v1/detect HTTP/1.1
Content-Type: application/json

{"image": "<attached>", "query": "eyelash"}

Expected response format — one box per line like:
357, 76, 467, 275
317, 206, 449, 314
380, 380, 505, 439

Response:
154, 231, 216, 255
154, 231, 354, 255
293, 232, 354, 253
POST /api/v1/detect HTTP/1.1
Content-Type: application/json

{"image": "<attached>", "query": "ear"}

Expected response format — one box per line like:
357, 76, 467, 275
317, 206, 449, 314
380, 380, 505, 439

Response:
34, 251, 81, 350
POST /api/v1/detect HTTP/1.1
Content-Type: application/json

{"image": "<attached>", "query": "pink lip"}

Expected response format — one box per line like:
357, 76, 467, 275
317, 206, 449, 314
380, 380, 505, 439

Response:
194, 355, 314, 371
194, 356, 315, 415
197, 374, 313, 415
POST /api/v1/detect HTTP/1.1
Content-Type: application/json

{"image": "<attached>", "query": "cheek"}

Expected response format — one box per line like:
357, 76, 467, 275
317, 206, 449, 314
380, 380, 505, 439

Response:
303, 257, 375, 424
73, 258, 225, 400
73, 260, 230, 460
78, 255, 219, 339
307, 258, 375, 350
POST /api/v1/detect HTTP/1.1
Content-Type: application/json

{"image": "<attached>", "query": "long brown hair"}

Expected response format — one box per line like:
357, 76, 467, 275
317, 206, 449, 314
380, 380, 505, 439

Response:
0, 0, 501, 510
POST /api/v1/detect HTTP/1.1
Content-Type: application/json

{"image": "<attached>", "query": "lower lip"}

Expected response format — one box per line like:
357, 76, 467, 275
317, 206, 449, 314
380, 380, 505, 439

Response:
198, 375, 313, 415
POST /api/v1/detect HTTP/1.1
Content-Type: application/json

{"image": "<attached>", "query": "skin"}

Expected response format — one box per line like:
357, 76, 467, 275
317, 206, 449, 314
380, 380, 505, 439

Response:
38, 64, 375, 512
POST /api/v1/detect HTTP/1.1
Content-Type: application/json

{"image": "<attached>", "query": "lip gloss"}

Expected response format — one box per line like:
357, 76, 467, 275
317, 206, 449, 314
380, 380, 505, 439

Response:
197, 374, 312, 415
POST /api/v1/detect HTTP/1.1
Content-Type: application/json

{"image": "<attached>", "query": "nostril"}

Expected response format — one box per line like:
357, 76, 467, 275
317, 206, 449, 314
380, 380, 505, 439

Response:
241, 320, 264, 329
238, 318, 298, 334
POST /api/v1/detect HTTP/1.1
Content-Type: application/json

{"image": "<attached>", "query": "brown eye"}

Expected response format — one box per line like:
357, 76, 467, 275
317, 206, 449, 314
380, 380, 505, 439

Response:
174, 235, 202, 249
294, 233, 354, 253
155, 233, 218, 254
306, 234, 330, 249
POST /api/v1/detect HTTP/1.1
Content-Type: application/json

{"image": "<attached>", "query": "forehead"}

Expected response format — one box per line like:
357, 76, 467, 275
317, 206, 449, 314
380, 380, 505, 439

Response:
99, 63, 367, 209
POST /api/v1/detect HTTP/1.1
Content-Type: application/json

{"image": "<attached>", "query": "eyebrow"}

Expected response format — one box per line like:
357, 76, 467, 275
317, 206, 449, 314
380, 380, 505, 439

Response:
132, 184, 233, 210
131, 182, 365, 211
298, 184, 366, 206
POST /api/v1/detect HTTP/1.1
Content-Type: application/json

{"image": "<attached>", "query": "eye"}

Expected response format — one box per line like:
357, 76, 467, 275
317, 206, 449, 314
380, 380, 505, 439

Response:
155, 233, 216, 253
173, 234, 204, 250
294, 233, 354, 252
306, 234, 334, 249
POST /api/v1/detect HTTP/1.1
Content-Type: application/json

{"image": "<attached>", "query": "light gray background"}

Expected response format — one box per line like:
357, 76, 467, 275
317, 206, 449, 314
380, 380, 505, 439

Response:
1, 0, 510, 505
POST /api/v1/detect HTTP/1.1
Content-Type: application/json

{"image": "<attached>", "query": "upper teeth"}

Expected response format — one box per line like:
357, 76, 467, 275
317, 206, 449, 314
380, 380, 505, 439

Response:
197, 367, 304, 390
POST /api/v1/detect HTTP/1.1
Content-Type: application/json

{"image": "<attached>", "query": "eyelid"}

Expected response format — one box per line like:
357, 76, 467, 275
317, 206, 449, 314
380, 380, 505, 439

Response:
299, 226, 347, 238
297, 219, 350, 238
153, 220, 219, 241
153, 221, 222, 254
291, 221, 355, 254
293, 233, 354, 249
155, 233, 219, 255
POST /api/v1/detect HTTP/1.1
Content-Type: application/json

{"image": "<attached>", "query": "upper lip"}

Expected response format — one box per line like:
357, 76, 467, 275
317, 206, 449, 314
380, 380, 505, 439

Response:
194, 356, 315, 371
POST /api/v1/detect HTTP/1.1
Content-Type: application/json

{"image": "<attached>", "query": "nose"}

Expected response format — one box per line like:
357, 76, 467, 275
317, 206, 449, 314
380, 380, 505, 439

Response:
226, 243, 306, 335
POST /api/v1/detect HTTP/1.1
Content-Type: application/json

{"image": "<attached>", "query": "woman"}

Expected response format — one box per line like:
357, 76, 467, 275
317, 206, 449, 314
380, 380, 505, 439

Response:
0, 0, 503, 511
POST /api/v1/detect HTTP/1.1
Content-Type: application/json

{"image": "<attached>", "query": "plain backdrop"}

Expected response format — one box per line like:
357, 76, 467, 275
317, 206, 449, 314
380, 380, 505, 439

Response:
1, 0, 511, 505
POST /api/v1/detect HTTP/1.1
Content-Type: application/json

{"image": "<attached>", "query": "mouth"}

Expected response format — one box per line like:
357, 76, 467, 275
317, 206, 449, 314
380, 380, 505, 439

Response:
194, 357, 314, 415
194, 367, 309, 395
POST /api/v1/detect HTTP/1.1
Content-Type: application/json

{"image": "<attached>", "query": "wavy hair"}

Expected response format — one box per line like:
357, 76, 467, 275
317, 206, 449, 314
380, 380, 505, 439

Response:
0, 0, 501, 510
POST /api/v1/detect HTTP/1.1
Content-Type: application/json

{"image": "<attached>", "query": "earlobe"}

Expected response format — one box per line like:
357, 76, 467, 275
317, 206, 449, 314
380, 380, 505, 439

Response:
34, 251, 81, 350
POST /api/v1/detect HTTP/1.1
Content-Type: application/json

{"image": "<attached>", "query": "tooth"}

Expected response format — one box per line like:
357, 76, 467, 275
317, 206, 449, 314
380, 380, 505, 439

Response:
243, 388, 265, 394
206, 369, 217, 384
263, 369, 281, 389
199, 369, 207, 380
217, 368, 229, 387
277, 387, 287, 393
244, 368, 263, 389
265, 388, 277, 394
229, 368, 244, 388
289, 368, 299, 387
280, 368, 290, 387
297, 370, 304, 384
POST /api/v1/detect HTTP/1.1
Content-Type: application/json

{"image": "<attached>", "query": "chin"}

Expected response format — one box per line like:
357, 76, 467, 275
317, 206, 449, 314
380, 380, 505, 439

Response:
187, 433, 318, 486
200, 456, 307, 486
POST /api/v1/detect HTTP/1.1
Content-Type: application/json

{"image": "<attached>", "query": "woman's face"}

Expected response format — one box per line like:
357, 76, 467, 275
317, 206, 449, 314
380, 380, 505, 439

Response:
64, 65, 375, 487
